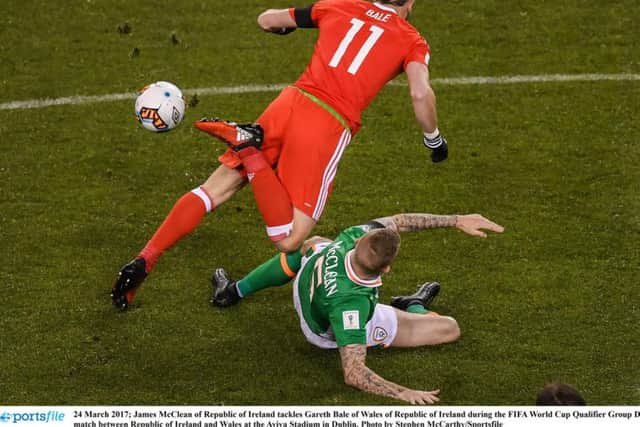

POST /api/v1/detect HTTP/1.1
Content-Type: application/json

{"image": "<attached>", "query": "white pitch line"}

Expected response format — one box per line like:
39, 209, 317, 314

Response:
1, 73, 638, 111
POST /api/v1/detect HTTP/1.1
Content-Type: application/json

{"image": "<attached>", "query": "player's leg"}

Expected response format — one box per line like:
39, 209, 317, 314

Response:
210, 208, 316, 306
271, 94, 351, 252
210, 96, 349, 306
211, 249, 302, 307
390, 282, 441, 315
139, 165, 246, 270
111, 164, 246, 309
207, 89, 349, 307
364, 283, 460, 348
194, 88, 348, 253
364, 304, 459, 348
194, 89, 297, 247
390, 309, 460, 347
267, 207, 318, 253
389, 282, 460, 347
236, 209, 314, 293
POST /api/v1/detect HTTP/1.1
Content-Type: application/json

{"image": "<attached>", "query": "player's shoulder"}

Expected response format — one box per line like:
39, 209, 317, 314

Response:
395, 18, 429, 56
335, 224, 373, 242
315, 0, 382, 18
326, 0, 367, 7
314, 0, 361, 11
393, 13, 425, 38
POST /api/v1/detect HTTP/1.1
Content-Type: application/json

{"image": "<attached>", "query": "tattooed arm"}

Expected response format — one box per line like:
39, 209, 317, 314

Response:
372, 213, 504, 238
339, 344, 440, 405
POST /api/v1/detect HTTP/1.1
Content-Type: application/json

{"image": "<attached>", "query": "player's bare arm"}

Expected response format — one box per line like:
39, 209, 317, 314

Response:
257, 9, 297, 33
406, 61, 437, 134
406, 61, 448, 162
373, 213, 504, 238
339, 344, 440, 405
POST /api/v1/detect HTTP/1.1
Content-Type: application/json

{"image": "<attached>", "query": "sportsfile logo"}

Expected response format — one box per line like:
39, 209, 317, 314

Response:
0, 410, 65, 424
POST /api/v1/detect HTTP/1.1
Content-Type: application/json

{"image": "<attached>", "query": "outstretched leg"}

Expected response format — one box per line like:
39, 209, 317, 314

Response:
194, 119, 298, 245
211, 248, 303, 307
391, 309, 460, 347
111, 164, 246, 310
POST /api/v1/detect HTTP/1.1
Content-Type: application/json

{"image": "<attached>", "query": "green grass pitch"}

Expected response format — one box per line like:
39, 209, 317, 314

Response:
0, 0, 638, 405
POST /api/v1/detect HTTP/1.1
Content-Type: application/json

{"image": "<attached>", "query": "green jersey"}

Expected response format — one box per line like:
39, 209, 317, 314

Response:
296, 223, 384, 347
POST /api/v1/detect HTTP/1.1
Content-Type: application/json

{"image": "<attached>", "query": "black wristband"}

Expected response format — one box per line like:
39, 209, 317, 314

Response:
294, 5, 315, 28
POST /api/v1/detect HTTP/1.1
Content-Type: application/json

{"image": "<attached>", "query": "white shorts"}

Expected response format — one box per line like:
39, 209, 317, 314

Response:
293, 263, 398, 350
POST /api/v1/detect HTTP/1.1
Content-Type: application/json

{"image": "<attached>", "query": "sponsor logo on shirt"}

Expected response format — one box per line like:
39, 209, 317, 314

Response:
342, 310, 360, 330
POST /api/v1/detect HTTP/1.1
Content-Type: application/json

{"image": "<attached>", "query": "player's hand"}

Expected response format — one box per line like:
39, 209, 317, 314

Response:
455, 214, 505, 238
398, 388, 441, 405
423, 132, 448, 163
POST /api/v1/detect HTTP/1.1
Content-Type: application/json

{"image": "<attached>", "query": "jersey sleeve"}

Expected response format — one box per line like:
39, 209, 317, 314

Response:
403, 36, 431, 69
328, 296, 372, 347
310, 0, 347, 25
332, 223, 376, 248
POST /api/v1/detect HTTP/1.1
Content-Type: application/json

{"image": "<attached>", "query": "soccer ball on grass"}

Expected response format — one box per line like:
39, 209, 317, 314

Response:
135, 81, 185, 132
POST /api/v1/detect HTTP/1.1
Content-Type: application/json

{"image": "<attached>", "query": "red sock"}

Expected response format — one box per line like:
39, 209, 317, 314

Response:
239, 148, 293, 241
138, 187, 215, 272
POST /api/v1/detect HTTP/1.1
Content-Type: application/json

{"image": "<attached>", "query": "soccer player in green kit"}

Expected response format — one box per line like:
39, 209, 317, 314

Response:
213, 212, 503, 404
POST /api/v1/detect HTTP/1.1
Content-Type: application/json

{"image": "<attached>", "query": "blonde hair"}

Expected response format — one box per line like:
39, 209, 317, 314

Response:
354, 229, 401, 276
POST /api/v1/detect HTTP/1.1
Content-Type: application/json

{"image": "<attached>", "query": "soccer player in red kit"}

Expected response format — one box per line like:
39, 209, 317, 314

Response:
112, 0, 449, 310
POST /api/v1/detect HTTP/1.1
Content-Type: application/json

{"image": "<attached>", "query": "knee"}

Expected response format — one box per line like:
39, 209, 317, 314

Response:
441, 316, 461, 343
273, 210, 316, 253
273, 235, 305, 253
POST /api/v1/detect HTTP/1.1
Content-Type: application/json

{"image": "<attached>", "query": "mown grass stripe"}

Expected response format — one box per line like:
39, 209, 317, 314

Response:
1, 73, 638, 111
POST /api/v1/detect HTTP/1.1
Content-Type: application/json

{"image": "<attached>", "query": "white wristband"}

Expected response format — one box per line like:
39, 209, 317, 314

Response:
423, 128, 440, 140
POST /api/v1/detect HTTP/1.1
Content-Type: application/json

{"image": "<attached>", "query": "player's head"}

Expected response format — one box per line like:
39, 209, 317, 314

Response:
378, 0, 415, 19
354, 228, 401, 277
536, 383, 586, 406
379, 0, 410, 5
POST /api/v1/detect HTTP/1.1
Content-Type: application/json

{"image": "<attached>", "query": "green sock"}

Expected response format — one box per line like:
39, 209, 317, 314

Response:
237, 251, 302, 298
406, 303, 429, 314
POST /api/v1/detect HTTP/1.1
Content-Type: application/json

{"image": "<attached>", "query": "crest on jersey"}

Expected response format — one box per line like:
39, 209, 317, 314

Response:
373, 326, 388, 342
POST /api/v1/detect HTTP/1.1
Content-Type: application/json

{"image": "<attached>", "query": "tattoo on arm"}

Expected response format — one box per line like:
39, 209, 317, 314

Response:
339, 345, 409, 400
389, 213, 457, 233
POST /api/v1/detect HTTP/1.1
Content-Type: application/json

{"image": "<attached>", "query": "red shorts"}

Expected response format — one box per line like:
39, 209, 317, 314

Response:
219, 86, 352, 220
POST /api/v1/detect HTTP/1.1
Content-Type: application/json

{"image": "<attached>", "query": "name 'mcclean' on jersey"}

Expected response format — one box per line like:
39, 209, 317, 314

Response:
296, 222, 386, 347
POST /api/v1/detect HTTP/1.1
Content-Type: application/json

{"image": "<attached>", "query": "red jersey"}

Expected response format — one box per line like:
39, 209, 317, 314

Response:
291, 0, 430, 132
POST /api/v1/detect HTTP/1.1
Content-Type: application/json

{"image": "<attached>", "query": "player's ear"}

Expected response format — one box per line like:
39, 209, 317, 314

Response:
381, 265, 391, 274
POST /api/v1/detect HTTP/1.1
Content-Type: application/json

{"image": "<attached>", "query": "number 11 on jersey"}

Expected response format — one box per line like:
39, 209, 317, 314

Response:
329, 18, 385, 75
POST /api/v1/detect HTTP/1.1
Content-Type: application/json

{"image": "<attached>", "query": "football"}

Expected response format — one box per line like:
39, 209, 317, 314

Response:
135, 81, 186, 132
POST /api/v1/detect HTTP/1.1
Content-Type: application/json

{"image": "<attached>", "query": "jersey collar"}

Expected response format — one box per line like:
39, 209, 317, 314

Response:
373, 2, 399, 15
345, 250, 383, 287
